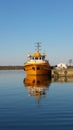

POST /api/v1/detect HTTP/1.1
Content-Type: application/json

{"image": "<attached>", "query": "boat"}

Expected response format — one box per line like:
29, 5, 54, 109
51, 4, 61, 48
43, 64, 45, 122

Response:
24, 42, 51, 76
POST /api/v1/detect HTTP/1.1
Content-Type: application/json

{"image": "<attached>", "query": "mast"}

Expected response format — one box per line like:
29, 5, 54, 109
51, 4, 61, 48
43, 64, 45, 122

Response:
35, 42, 41, 52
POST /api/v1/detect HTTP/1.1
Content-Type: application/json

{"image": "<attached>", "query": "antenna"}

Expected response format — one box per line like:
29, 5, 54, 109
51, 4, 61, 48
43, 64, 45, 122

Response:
35, 42, 41, 52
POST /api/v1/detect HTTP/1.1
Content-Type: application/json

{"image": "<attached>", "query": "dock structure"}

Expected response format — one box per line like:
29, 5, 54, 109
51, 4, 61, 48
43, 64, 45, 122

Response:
51, 68, 73, 82
52, 68, 73, 78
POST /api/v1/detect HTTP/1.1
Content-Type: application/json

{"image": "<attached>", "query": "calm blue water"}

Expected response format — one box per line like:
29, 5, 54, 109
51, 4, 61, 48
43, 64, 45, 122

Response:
0, 70, 73, 130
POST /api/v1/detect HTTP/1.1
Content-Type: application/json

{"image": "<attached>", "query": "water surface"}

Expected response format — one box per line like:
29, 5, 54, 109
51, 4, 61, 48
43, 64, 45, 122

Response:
0, 70, 73, 130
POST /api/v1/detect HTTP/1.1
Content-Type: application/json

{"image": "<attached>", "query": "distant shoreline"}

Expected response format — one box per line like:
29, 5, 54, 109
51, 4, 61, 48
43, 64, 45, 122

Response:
0, 66, 24, 70
0, 65, 73, 70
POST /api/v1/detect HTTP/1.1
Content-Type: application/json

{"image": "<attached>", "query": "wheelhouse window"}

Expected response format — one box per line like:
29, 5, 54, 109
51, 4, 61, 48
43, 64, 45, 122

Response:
42, 56, 45, 60
35, 57, 38, 60
30, 57, 34, 60
39, 57, 41, 60
32, 57, 34, 60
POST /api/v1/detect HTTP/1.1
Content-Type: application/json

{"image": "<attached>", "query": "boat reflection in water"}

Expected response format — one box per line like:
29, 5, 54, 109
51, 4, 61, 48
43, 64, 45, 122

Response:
23, 76, 51, 101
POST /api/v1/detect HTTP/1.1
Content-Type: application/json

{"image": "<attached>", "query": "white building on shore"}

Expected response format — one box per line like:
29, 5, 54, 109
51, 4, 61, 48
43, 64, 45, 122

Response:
56, 63, 67, 69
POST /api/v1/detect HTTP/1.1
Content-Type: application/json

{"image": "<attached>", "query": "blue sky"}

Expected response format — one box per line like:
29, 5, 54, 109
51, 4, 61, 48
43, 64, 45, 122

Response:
0, 0, 73, 65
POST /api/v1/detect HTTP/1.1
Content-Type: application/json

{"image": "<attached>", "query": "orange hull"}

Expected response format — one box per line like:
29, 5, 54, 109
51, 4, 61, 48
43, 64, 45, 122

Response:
24, 63, 51, 76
